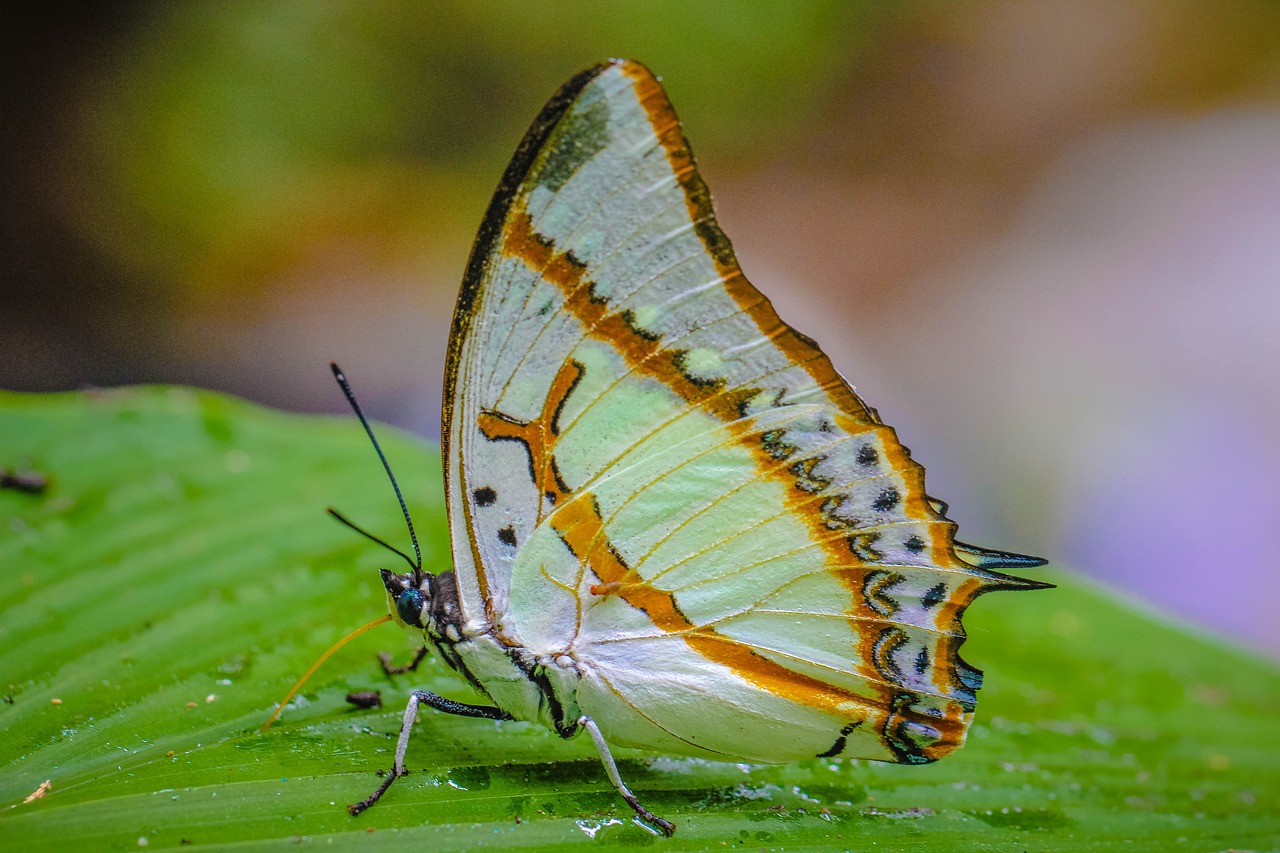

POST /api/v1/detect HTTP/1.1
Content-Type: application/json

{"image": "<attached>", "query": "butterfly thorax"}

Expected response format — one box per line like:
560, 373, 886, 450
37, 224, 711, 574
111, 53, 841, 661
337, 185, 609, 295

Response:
381, 567, 583, 736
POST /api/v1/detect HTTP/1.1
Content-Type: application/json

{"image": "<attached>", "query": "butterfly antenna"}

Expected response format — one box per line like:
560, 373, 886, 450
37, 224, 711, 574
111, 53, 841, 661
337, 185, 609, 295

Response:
327, 507, 419, 574
330, 363, 423, 585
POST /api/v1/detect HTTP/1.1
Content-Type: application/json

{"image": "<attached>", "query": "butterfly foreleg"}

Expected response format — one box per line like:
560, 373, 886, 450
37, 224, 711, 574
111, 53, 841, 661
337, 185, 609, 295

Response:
377, 646, 429, 675
348, 689, 514, 816
578, 715, 675, 836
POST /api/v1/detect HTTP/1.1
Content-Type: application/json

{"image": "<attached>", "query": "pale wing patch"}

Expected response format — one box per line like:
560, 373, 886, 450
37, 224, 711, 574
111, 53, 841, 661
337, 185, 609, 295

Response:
574, 632, 880, 762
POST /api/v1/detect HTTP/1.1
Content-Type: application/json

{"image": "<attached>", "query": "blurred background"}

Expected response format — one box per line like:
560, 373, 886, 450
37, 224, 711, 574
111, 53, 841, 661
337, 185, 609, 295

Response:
3, 2, 1278, 658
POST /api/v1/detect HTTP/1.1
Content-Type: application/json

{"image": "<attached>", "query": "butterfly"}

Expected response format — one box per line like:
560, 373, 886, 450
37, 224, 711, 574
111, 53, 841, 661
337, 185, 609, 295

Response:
334, 58, 1049, 836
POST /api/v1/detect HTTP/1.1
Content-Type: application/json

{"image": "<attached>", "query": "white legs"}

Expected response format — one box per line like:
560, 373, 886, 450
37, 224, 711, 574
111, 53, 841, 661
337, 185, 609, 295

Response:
348, 689, 510, 816
579, 715, 674, 836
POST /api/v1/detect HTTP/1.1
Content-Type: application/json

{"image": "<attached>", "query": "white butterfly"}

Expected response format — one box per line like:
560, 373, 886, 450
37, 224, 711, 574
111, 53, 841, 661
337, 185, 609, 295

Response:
337, 59, 1048, 835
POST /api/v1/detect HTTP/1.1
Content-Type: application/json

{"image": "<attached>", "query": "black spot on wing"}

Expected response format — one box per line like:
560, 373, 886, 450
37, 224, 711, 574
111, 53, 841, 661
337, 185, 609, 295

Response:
498, 526, 517, 547
856, 444, 879, 466
872, 487, 900, 512
921, 582, 947, 610
473, 486, 497, 507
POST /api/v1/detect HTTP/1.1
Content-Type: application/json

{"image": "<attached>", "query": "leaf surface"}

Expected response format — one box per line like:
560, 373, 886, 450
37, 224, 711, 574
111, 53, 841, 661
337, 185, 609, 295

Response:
1, 388, 1276, 851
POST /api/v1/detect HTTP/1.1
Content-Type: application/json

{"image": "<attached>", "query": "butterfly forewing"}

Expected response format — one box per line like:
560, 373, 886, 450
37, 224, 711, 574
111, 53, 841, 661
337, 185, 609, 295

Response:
445, 59, 1036, 764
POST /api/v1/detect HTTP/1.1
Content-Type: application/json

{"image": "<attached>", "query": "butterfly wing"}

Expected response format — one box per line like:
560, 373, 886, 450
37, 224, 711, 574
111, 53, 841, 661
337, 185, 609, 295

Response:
446, 59, 1044, 760
445, 59, 874, 627
446, 58, 883, 628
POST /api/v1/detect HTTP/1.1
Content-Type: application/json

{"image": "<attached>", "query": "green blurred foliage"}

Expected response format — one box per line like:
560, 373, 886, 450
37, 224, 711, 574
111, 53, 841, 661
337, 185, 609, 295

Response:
72, 1, 892, 300
9, 1, 1280, 398
2, 388, 1277, 850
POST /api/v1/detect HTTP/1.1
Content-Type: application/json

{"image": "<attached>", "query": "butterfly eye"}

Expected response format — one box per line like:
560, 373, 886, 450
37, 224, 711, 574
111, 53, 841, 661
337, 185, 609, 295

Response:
395, 588, 426, 628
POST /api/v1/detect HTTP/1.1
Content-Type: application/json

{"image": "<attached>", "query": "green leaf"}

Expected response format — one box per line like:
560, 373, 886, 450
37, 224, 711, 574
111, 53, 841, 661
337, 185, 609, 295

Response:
1, 388, 1276, 851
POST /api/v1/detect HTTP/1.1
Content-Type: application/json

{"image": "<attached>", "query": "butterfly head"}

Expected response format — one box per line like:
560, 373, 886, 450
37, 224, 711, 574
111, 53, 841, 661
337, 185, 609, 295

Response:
380, 568, 431, 629
379, 568, 465, 638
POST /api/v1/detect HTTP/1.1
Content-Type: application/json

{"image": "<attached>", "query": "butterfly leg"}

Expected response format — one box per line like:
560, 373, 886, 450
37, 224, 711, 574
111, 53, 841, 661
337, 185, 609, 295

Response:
348, 689, 513, 816
378, 646, 428, 675
578, 715, 675, 836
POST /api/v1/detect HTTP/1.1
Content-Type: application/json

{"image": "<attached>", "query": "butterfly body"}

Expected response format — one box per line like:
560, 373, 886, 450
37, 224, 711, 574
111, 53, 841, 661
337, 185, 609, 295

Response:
351, 58, 1048, 832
